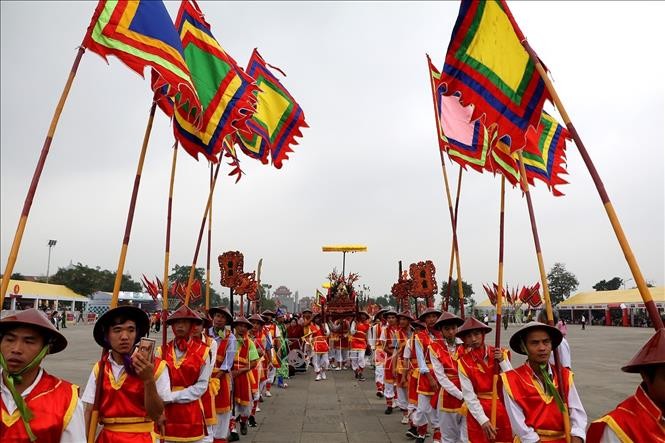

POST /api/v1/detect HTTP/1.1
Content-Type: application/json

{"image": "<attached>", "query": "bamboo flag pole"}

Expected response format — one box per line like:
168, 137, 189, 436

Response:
162, 142, 179, 348
110, 101, 157, 308
522, 41, 663, 331
184, 156, 223, 306
0, 47, 86, 309
517, 151, 572, 443
442, 162, 464, 312
490, 175, 506, 427
438, 151, 466, 318
205, 163, 213, 311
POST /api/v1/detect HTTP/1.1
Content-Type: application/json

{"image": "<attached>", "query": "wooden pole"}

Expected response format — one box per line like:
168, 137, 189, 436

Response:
490, 176, 506, 427
184, 157, 223, 306
522, 41, 663, 331
517, 151, 572, 443
110, 101, 157, 308
162, 142, 178, 348
205, 163, 213, 311
1, 46, 86, 309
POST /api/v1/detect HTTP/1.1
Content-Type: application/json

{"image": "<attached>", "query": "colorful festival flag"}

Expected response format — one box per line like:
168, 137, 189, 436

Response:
519, 112, 570, 196
154, 0, 258, 164
441, 0, 551, 150
238, 49, 308, 169
84, 0, 200, 113
488, 136, 521, 186
428, 56, 493, 173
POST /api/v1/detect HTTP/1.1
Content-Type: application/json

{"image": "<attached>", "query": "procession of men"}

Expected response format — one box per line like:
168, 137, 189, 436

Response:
3, 300, 662, 442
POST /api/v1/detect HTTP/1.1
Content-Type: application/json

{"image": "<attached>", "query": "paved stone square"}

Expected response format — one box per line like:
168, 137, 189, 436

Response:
41, 322, 654, 442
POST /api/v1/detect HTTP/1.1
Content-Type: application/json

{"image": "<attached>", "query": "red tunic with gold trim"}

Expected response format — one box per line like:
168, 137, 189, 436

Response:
250, 332, 266, 395
233, 336, 257, 406
394, 327, 410, 386
197, 335, 218, 426
407, 334, 419, 405
265, 323, 280, 368
1, 370, 79, 443
384, 325, 405, 384
306, 323, 329, 354
415, 329, 440, 396
350, 321, 370, 351
158, 340, 209, 442
430, 341, 465, 413
458, 345, 512, 443
586, 384, 665, 443
501, 363, 573, 443
92, 358, 168, 442
214, 330, 232, 414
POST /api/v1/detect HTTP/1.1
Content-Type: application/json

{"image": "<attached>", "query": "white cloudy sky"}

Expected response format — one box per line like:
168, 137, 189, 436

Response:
1, 1, 663, 305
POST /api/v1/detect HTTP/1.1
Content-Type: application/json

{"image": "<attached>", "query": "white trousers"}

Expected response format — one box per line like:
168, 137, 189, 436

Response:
267, 366, 276, 383
439, 411, 467, 443
213, 411, 231, 439
384, 382, 395, 400
312, 353, 329, 372
234, 402, 251, 418
412, 393, 439, 427
396, 385, 409, 410
374, 364, 384, 383
202, 424, 214, 443
349, 350, 366, 370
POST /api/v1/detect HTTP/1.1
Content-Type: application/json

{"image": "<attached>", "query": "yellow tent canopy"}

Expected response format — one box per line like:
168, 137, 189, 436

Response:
558, 286, 664, 308
322, 245, 367, 253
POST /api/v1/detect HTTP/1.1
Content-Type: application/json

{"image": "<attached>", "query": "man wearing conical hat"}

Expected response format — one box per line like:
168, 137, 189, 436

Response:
404, 320, 426, 439
230, 316, 260, 438
502, 321, 587, 443
82, 305, 169, 443
411, 307, 443, 443
155, 305, 212, 443
273, 309, 290, 389
260, 310, 279, 397
390, 311, 412, 422
302, 309, 331, 381
369, 308, 388, 397
379, 309, 401, 414
456, 317, 513, 443
192, 310, 219, 443
350, 311, 372, 382
248, 313, 269, 428
208, 306, 236, 443
586, 328, 665, 443
430, 312, 467, 443
1, 308, 85, 442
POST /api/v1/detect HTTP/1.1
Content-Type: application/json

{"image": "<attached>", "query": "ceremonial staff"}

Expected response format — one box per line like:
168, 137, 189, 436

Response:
490, 176, 506, 428
184, 152, 223, 306
517, 152, 572, 443
520, 35, 663, 331
162, 142, 179, 352
0, 46, 86, 308
205, 163, 213, 311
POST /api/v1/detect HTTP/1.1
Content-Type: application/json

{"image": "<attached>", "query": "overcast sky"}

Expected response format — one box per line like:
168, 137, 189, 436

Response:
1, 1, 663, 306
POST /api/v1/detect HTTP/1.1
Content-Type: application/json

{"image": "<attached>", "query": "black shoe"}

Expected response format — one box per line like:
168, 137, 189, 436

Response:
406, 426, 418, 439
358, 375, 366, 381
248, 416, 257, 427
240, 421, 248, 435
259, 395, 264, 403
376, 391, 384, 398
415, 437, 425, 443
229, 432, 240, 442
384, 406, 393, 415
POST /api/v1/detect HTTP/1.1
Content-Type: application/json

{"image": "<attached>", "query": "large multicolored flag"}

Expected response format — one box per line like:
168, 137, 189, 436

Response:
428, 56, 493, 173
519, 112, 570, 196
154, 0, 258, 165
441, 0, 551, 150
238, 49, 308, 169
83, 0, 200, 113
488, 136, 521, 186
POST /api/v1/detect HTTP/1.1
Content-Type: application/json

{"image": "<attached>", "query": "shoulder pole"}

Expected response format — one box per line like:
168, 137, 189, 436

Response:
490, 175, 506, 427
1, 46, 86, 309
522, 41, 663, 331
162, 141, 179, 348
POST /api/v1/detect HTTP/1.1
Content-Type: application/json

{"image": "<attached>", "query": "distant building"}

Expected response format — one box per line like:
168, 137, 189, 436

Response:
87, 291, 161, 316
0, 279, 89, 315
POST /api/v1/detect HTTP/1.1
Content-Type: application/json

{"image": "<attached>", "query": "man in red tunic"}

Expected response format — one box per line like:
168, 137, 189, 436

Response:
394, 311, 414, 424
302, 310, 330, 381
1, 308, 84, 442
457, 317, 513, 443
379, 309, 400, 413
156, 305, 212, 443
586, 328, 665, 443
430, 311, 466, 443
370, 308, 388, 396
208, 306, 236, 443
502, 321, 587, 443
193, 310, 219, 443
231, 316, 260, 438
350, 311, 371, 382
82, 305, 169, 443
412, 307, 443, 443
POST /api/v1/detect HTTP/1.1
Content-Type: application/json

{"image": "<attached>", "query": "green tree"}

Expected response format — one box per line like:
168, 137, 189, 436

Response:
49, 263, 142, 296
547, 263, 579, 305
10, 273, 26, 280
592, 277, 623, 291
375, 294, 398, 308
439, 279, 475, 315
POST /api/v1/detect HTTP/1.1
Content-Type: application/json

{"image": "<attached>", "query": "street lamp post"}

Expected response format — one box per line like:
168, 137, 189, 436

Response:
46, 239, 57, 283
622, 277, 634, 290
